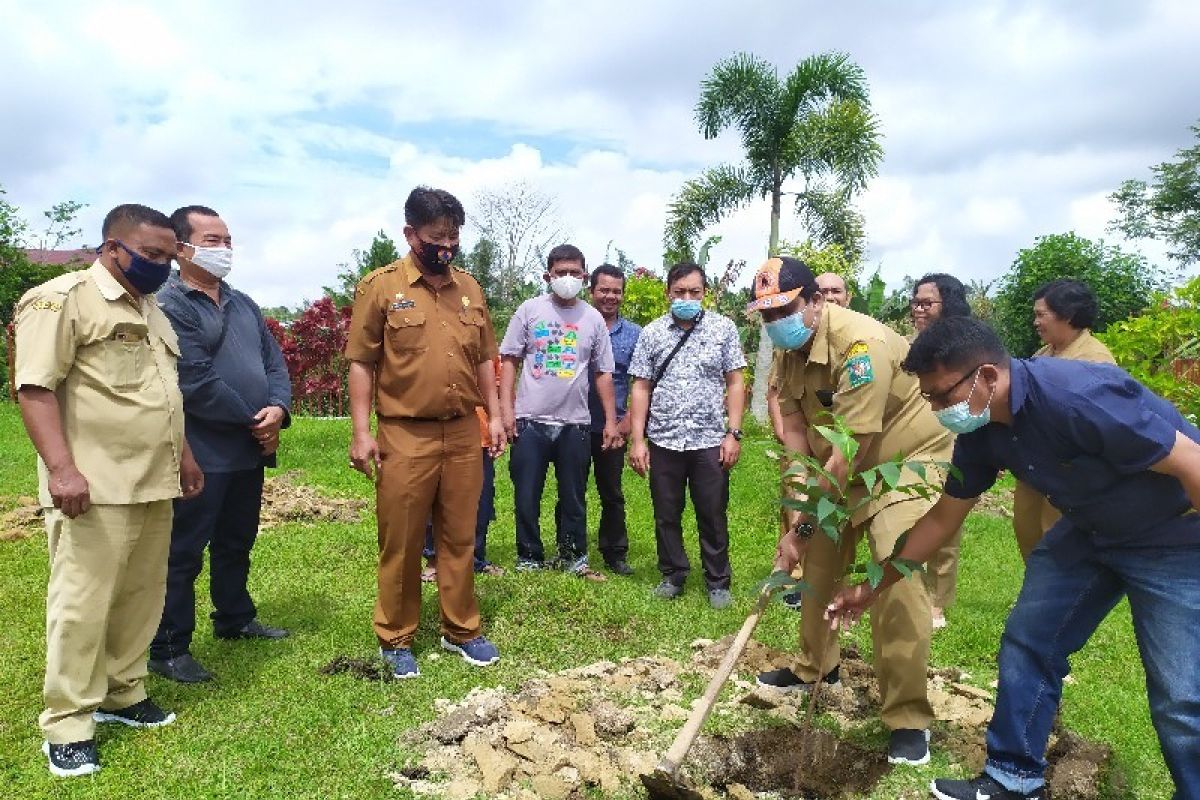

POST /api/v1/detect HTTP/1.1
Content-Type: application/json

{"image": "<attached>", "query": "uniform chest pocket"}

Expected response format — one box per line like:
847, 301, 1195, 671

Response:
386, 310, 428, 352
104, 325, 151, 391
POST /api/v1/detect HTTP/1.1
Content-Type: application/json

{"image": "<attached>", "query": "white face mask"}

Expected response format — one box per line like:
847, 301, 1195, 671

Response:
187, 244, 233, 279
549, 275, 583, 300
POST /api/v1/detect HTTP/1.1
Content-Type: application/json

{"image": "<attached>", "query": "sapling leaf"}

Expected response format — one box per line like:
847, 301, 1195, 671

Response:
878, 461, 902, 489
865, 561, 885, 588
755, 570, 806, 596
909, 462, 928, 481
891, 559, 914, 579
860, 468, 878, 493
816, 495, 838, 522
890, 530, 911, 557
893, 558, 925, 576
820, 521, 842, 543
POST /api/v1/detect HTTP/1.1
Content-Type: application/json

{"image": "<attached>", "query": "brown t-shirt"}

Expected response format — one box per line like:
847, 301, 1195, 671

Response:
776, 304, 952, 523
344, 255, 497, 420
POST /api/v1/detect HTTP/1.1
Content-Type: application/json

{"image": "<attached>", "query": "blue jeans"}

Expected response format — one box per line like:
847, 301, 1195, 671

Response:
509, 420, 591, 569
423, 448, 496, 570
986, 542, 1200, 798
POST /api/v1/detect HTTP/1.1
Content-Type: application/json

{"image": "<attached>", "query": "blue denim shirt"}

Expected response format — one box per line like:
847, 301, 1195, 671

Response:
157, 273, 292, 473
588, 315, 641, 433
946, 357, 1200, 562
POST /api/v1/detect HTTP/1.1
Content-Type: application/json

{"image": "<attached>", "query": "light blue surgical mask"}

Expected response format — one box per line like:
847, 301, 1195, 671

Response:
764, 310, 814, 350
671, 299, 702, 320
933, 370, 994, 434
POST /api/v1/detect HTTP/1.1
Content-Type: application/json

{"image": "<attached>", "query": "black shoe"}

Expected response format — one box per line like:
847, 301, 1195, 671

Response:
652, 580, 685, 599
43, 739, 99, 777
888, 727, 930, 765
216, 618, 289, 640
755, 665, 840, 692
781, 591, 803, 610
149, 653, 213, 683
93, 698, 175, 728
606, 560, 634, 576
930, 774, 1045, 800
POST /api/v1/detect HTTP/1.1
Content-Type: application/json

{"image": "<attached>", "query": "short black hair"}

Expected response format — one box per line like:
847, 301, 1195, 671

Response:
404, 186, 466, 228
903, 317, 1010, 375
169, 205, 220, 243
589, 263, 625, 290
547, 244, 586, 272
1033, 278, 1098, 330
914, 273, 972, 318
667, 261, 705, 289
101, 204, 173, 240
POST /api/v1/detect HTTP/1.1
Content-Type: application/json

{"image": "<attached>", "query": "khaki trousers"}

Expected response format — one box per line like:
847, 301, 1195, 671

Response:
1012, 480, 1058, 561
40, 501, 173, 743
923, 525, 963, 610
795, 497, 934, 731
374, 416, 482, 649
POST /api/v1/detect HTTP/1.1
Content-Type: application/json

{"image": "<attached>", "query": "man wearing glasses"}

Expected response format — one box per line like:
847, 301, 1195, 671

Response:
746, 256, 951, 767
827, 316, 1200, 800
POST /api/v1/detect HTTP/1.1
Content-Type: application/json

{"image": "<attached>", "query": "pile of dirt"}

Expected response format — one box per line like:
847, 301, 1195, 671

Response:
258, 471, 366, 529
974, 489, 1013, 518
0, 496, 42, 541
374, 637, 1113, 799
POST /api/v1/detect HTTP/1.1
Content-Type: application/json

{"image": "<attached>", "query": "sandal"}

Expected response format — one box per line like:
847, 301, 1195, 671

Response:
577, 567, 608, 582
421, 565, 437, 583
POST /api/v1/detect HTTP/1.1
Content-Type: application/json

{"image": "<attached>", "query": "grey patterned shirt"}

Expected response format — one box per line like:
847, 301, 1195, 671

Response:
629, 311, 746, 451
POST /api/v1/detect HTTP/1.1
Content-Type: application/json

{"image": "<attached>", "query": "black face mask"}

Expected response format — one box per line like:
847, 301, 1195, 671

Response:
416, 239, 459, 274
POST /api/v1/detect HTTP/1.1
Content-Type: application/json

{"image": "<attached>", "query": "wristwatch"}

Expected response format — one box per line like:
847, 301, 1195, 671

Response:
793, 521, 815, 539
726, 428, 743, 441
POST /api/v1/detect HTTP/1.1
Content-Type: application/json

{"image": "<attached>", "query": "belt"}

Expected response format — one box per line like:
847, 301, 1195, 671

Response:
378, 414, 464, 423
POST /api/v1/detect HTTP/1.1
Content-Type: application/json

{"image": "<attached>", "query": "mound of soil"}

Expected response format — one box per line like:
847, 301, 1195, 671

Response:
371, 637, 1114, 799
259, 471, 366, 529
0, 497, 42, 541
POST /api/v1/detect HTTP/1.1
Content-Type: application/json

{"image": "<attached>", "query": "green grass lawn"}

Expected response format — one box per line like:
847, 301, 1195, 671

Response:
0, 404, 1170, 799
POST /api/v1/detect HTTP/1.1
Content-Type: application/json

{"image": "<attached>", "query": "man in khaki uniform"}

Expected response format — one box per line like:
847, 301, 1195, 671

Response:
346, 186, 505, 679
747, 257, 951, 766
1013, 279, 1117, 559
14, 204, 204, 777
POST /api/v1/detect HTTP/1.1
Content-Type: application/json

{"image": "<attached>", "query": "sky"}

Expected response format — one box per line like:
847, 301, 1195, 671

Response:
2, 0, 1197, 308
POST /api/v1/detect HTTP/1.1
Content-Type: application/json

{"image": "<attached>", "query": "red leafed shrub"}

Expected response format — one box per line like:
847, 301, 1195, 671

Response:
267, 296, 352, 416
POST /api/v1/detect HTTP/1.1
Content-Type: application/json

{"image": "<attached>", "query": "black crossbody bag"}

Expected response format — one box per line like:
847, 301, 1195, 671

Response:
648, 311, 704, 419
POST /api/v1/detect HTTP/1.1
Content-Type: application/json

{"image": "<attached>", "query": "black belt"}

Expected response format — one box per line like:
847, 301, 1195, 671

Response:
379, 414, 464, 423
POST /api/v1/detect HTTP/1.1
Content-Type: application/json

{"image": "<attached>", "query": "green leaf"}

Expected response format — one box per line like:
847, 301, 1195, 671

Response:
865, 561, 884, 588
859, 467, 878, 493
891, 559, 914, 579
889, 530, 910, 558
816, 495, 838, 522
877, 461, 901, 489
908, 462, 927, 481
755, 570, 806, 596
820, 521, 842, 543
893, 557, 925, 576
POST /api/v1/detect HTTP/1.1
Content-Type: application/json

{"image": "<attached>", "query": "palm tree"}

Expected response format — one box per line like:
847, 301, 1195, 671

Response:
664, 51, 883, 420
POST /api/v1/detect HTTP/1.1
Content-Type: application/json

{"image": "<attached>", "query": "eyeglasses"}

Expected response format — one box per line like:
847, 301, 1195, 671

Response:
921, 363, 992, 405
910, 299, 943, 311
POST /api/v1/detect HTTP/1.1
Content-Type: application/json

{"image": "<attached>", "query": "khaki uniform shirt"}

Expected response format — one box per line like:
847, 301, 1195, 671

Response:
1034, 329, 1115, 364
14, 261, 185, 507
776, 304, 952, 524
345, 255, 497, 420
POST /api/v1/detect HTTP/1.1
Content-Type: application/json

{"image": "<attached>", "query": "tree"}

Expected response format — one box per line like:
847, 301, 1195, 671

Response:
460, 237, 500, 302
474, 181, 564, 306
38, 201, 86, 250
992, 232, 1160, 358
323, 230, 400, 308
1109, 121, 1200, 266
663, 52, 883, 420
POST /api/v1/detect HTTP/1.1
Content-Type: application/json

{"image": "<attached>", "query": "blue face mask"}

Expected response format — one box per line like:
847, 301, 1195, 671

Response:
671, 299, 702, 320
105, 241, 172, 295
765, 310, 814, 350
933, 370, 994, 434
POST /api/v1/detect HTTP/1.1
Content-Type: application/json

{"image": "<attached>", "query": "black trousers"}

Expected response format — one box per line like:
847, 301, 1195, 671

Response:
647, 442, 731, 590
589, 433, 629, 564
150, 467, 264, 659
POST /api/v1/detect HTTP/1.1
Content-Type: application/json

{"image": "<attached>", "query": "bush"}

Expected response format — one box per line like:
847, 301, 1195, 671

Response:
992, 232, 1159, 357
621, 268, 669, 327
1100, 275, 1200, 422
267, 297, 352, 416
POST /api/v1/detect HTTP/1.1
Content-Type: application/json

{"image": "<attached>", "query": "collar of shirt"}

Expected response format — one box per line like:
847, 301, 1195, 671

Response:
610, 316, 626, 336
1009, 358, 1032, 417
168, 271, 230, 307
401, 253, 459, 288
89, 260, 134, 303
803, 304, 834, 366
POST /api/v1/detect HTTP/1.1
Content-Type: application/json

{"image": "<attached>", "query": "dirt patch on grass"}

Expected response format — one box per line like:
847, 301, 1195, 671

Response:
0, 496, 42, 541
319, 655, 395, 682
259, 471, 367, 530
385, 637, 1115, 799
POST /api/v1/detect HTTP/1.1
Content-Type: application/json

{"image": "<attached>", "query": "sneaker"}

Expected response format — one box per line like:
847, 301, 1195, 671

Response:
42, 739, 99, 777
379, 647, 420, 679
708, 588, 733, 609
515, 559, 547, 572
781, 591, 803, 610
215, 618, 289, 640
888, 727, 930, 765
93, 698, 175, 728
755, 665, 840, 692
148, 652, 213, 683
605, 559, 634, 576
653, 580, 684, 600
441, 635, 500, 667
930, 774, 1045, 800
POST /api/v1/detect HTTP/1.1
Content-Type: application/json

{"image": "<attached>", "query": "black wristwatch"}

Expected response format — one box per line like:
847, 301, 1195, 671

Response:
793, 521, 815, 539
726, 428, 743, 441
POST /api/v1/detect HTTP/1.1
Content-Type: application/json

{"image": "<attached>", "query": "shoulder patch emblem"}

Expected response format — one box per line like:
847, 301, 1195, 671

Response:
846, 341, 870, 359
29, 299, 62, 312
845, 352, 874, 388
